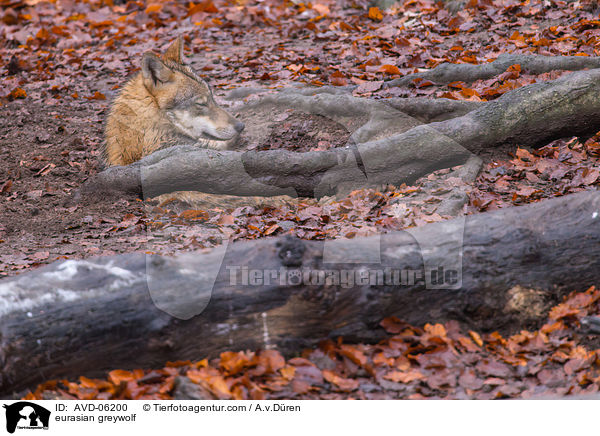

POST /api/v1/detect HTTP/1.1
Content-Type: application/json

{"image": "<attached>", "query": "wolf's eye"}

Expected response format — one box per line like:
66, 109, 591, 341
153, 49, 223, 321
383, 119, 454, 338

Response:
195, 101, 207, 108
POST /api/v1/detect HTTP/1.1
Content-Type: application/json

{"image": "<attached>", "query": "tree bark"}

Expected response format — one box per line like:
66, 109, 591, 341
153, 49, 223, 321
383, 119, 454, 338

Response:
1, 189, 599, 395
80, 68, 600, 199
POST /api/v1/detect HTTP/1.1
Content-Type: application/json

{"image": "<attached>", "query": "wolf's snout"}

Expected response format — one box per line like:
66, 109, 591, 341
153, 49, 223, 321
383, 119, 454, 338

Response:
234, 120, 245, 133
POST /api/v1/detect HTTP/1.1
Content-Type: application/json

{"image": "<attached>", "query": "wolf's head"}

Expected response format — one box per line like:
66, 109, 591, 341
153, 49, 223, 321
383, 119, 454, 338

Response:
141, 38, 244, 148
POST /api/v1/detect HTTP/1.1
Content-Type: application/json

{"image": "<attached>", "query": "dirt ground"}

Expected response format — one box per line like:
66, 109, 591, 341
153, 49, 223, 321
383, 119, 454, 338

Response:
254, 112, 351, 151
0, 97, 142, 277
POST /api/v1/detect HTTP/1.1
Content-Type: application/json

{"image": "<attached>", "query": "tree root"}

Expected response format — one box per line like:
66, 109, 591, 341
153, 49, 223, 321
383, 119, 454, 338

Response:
386, 54, 600, 87
79, 68, 600, 200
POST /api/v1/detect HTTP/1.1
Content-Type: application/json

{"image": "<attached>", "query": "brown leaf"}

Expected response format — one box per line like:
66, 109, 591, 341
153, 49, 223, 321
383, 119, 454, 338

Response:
218, 214, 235, 225
548, 303, 580, 320
179, 209, 209, 221
259, 349, 285, 374
205, 375, 231, 399
280, 365, 296, 380
380, 316, 409, 334
383, 369, 425, 383
322, 370, 359, 391
525, 172, 542, 183
354, 80, 383, 94
516, 147, 536, 162
483, 377, 506, 386
338, 345, 367, 367
373, 352, 394, 366
86, 91, 106, 100
426, 369, 457, 389
537, 368, 565, 386
424, 323, 447, 338
515, 186, 539, 198
413, 78, 434, 88
329, 71, 347, 86
368, 6, 383, 21
264, 224, 279, 235
144, 3, 163, 13
312, 3, 330, 15
186, 368, 231, 399
294, 364, 324, 385
459, 87, 480, 99
108, 369, 141, 385
583, 168, 599, 185
458, 370, 484, 390
457, 336, 480, 352
219, 351, 251, 375
469, 330, 484, 347
564, 358, 591, 375
188, 0, 219, 15
379, 64, 400, 75
476, 360, 511, 378
0, 180, 12, 193
498, 64, 521, 81
9, 87, 26, 100
36, 163, 55, 176
119, 213, 140, 227
291, 379, 311, 394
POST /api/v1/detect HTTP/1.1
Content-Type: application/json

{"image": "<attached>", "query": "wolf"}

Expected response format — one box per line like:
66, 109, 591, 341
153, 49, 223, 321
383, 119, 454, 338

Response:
104, 37, 244, 166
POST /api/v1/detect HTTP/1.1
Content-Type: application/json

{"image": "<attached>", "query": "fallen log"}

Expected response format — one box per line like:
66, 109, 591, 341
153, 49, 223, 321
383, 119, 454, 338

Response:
1, 189, 599, 395
80, 68, 600, 199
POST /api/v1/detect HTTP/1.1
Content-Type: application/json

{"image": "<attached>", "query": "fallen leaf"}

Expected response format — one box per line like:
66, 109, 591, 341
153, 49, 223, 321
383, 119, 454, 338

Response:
86, 91, 106, 100
9, 87, 26, 99
379, 64, 401, 75
0, 180, 12, 193
354, 80, 383, 94
383, 370, 425, 383
179, 210, 209, 221
368, 6, 383, 21
322, 370, 359, 391
312, 4, 330, 15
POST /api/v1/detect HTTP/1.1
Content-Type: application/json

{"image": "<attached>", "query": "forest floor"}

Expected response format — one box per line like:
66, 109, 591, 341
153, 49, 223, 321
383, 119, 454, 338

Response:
2, 0, 600, 399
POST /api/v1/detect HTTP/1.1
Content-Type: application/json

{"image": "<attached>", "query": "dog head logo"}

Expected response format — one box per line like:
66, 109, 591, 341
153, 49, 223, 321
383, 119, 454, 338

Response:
3, 402, 50, 433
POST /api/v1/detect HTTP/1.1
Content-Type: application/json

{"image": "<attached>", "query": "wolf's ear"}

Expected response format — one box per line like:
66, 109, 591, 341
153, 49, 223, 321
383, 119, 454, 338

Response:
141, 52, 173, 88
162, 37, 184, 64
